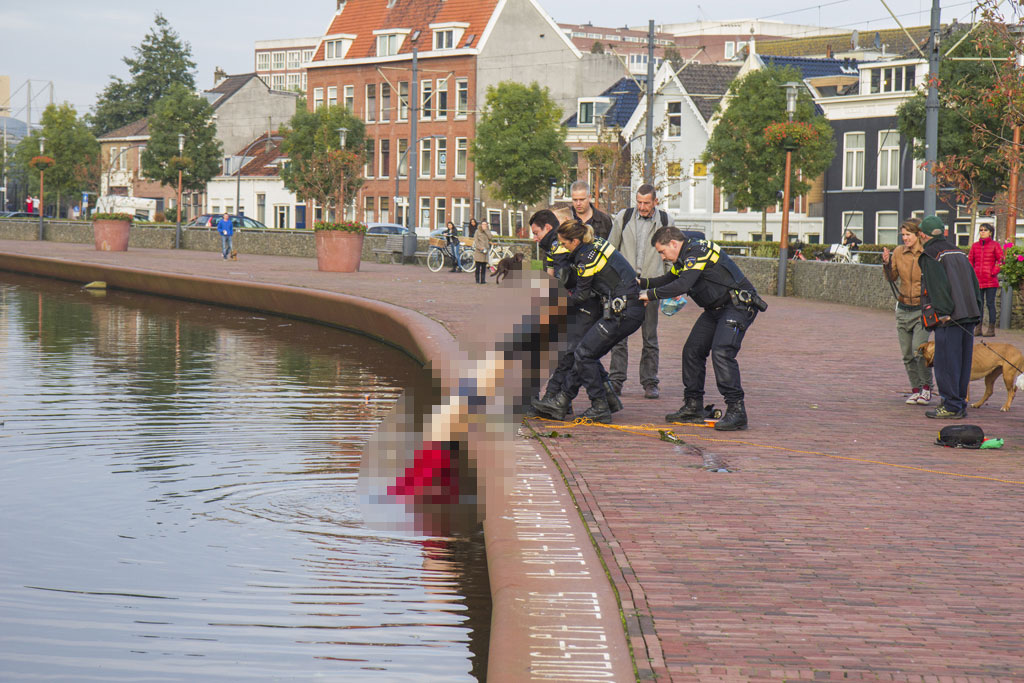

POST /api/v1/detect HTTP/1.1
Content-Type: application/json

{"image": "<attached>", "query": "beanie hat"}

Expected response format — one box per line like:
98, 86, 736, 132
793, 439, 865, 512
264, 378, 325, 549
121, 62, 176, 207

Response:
920, 215, 944, 235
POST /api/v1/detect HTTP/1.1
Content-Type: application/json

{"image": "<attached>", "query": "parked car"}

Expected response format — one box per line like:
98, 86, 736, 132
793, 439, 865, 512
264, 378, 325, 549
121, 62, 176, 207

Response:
1, 211, 46, 218
365, 222, 410, 236
186, 214, 269, 229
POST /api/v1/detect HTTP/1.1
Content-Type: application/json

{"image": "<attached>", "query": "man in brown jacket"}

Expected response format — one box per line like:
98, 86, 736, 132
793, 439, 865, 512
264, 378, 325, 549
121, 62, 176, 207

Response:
882, 217, 934, 405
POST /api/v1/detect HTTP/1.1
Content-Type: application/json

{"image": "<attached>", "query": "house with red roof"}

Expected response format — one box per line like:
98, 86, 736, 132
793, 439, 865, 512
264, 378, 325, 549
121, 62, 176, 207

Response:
305, 0, 621, 235
206, 133, 303, 228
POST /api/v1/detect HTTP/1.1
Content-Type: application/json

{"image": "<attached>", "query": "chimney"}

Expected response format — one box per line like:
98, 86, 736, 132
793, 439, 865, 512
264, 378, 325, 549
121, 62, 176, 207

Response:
826, 44, 832, 59
213, 67, 228, 85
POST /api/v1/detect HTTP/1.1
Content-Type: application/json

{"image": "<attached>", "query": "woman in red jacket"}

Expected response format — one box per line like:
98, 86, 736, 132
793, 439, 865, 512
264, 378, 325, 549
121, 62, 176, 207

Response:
967, 223, 1004, 336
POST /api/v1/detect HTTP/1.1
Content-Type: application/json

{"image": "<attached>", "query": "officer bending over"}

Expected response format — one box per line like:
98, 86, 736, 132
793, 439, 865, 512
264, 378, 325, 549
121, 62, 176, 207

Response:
529, 210, 621, 417
532, 220, 644, 423
639, 226, 764, 431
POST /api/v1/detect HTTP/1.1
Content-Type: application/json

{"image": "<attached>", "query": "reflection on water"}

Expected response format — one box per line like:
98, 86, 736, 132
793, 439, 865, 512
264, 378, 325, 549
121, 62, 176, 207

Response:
0, 274, 490, 681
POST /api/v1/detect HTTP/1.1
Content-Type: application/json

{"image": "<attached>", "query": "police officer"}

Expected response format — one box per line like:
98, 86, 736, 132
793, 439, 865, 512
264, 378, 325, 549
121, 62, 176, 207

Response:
528, 210, 622, 417
533, 220, 644, 423
639, 226, 762, 431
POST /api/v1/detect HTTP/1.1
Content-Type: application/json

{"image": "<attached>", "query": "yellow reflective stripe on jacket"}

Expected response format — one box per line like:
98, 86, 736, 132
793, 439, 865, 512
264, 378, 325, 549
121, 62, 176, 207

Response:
670, 241, 720, 274
577, 240, 615, 278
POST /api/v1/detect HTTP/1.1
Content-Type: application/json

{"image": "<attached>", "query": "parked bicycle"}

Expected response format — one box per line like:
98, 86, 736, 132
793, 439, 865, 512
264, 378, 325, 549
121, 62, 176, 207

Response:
487, 242, 515, 270
427, 239, 474, 272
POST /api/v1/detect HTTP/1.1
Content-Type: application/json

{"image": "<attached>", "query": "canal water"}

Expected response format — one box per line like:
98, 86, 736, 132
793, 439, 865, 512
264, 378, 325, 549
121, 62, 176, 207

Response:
0, 273, 490, 681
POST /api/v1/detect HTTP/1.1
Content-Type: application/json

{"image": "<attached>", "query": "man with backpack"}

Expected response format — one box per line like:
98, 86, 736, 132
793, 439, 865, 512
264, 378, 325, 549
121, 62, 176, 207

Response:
606, 184, 674, 399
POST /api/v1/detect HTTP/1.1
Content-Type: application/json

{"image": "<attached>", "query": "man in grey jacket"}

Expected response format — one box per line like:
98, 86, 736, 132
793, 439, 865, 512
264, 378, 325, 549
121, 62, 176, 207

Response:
607, 184, 674, 399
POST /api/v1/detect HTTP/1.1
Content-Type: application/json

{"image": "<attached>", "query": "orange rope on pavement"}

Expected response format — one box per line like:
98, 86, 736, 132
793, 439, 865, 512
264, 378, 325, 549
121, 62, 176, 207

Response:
528, 416, 1024, 486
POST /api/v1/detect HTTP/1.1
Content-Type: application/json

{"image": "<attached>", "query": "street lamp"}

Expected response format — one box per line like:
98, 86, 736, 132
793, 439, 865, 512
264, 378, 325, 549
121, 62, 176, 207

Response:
1006, 24, 1024, 247
37, 136, 45, 240
776, 81, 801, 298
175, 133, 184, 249
394, 134, 443, 230
337, 127, 349, 221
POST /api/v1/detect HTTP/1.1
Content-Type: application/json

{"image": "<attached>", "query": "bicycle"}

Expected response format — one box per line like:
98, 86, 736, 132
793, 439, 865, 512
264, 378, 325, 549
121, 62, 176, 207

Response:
427, 239, 474, 273
487, 242, 515, 271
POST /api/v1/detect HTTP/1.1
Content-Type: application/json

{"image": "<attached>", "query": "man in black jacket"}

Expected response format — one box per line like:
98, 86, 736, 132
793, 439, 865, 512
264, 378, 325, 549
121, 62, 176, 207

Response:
918, 215, 982, 419
639, 226, 760, 431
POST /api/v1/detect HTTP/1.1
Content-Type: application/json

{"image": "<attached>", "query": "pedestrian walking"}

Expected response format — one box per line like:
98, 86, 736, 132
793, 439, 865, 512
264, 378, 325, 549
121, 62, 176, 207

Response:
217, 213, 234, 260
472, 220, 491, 284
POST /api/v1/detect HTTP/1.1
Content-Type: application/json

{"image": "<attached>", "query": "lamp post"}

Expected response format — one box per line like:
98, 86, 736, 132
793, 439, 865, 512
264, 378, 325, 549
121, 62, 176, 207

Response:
234, 134, 279, 226
175, 133, 185, 248
776, 82, 801, 298
336, 127, 348, 221
394, 134, 443, 230
1007, 25, 1024, 247
37, 136, 45, 240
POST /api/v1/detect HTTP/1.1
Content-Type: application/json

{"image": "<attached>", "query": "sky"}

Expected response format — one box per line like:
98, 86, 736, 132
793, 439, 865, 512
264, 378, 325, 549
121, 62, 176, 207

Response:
0, 0, 986, 127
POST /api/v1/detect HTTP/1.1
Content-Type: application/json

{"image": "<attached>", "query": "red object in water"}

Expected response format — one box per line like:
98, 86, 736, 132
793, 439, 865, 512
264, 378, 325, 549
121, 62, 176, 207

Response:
387, 442, 460, 504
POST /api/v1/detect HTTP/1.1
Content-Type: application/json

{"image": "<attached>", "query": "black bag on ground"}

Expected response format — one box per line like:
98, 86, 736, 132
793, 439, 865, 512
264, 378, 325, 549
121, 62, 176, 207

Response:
935, 424, 985, 449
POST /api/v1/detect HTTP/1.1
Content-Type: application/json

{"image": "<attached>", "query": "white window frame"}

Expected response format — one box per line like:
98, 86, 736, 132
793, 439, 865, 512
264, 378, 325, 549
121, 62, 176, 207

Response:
419, 138, 431, 179
912, 144, 926, 189
365, 137, 375, 179
455, 137, 468, 178
420, 196, 431, 229
375, 32, 405, 57
435, 137, 447, 178
324, 37, 353, 60
313, 88, 325, 110
343, 85, 354, 112
876, 211, 899, 245
436, 78, 449, 119
272, 74, 286, 90
843, 132, 865, 190
434, 29, 454, 50
272, 51, 285, 70
578, 101, 595, 126
666, 101, 682, 138
302, 49, 313, 63
365, 83, 376, 122
435, 197, 447, 229
256, 52, 270, 71
379, 139, 390, 179
398, 82, 409, 121
364, 195, 376, 223
691, 162, 708, 213
380, 82, 391, 122
877, 129, 900, 190
287, 73, 301, 90
274, 204, 290, 229
724, 41, 735, 59
420, 80, 433, 120
453, 197, 470, 226
378, 196, 390, 223
455, 78, 469, 119
287, 51, 301, 69
327, 86, 337, 108
842, 211, 864, 240
398, 138, 408, 178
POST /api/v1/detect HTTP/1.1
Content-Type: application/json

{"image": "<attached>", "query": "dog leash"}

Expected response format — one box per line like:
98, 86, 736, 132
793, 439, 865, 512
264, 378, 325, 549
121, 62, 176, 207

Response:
948, 318, 1024, 375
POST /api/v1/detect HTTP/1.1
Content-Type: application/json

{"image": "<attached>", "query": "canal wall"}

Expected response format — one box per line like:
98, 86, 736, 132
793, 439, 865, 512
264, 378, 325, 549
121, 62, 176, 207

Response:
0, 248, 635, 683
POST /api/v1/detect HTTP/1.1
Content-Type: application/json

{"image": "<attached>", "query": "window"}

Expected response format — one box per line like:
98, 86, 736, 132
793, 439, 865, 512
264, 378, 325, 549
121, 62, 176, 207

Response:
876, 211, 899, 244
420, 138, 431, 178
453, 198, 470, 226
724, 41, 735, 59
398, 81, 409, 120
434, 29, 454, 50
436, 78, 448, 119
275, 204, 290, 229
287, 73, 301, 90
843, 132, 865, 189
365, 196, 376, 223
456, 78, 469, 118
751, 233, 774, 242
842, 211, 864, 240
435, 197, 447, 229
421, 81, 433, 120
377, 33, 402, 57
301, 73, 307, 91
379, 197, 390, 223
913, 148, 926, 189
435, 138, 447, 177
325, 39, 351, 60
256, 193, 266, 225
455, 137, 468, 177
380, 83, 391, 122
487, 209, 502, 234
420, 197, 431, 228
365, 138, 375, 178
272, 51, 285, 69
302, 49, 313, 63
691, 162, 708, 212
327, 86, 337, 107
877, 130, 900, 189
398, 138, 408, 177
366, 84, 376, 122
380, 139, 390, 178
667, 101, 682, 138
272, 74, 285, 90
287, 51, 300, 69
395, 197, 409, 227
722, 191, 736, 212
869, 64, 917, 93
257, 53, 270, 71
578, 101, 594, 125
343, 85, 354, 111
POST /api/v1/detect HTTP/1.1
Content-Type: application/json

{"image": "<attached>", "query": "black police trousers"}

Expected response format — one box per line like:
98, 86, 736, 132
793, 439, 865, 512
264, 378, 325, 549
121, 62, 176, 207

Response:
564, 300, 645, 401
683, 304, 756, 404
546, 302, 609, 395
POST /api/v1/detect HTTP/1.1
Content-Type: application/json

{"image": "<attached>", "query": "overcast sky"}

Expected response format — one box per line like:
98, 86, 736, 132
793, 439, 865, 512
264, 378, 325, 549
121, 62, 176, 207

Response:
1, 0, 977, 126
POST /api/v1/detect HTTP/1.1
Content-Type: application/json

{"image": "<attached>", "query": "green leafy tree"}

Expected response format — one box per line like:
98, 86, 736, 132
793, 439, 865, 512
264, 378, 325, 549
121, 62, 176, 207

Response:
898, 24, 1011, 240
140, 83, 222, 192
91, 13, 197, 135
663, 46, 686, 72
471, 81, 570, 217
591, 41, 605, 54
12, 104, 99, 216
279, 105, 367, 217
702, 65, 835, 240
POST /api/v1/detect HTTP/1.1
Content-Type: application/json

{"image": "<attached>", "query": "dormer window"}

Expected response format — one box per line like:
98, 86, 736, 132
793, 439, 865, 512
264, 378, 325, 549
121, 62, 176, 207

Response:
579, 101, 595, 126
377, 33, 403, 57
434, 30, 454, 50
577, 97, 611, 127
430, 22, 468, 52
324, 37, 353, 60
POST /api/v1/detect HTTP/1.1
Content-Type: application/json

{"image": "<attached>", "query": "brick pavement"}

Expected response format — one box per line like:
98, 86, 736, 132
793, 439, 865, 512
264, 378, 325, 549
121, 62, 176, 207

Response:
4, 240, 1024, 681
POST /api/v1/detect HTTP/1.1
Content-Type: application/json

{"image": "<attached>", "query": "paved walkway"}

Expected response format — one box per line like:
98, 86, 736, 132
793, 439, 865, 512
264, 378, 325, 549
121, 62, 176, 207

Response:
5, 240, 1024, 681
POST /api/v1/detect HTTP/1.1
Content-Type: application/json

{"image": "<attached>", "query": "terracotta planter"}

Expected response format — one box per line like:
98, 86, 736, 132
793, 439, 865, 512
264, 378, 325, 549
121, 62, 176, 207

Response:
315, 230, 364, 272
93, 219, 131, 252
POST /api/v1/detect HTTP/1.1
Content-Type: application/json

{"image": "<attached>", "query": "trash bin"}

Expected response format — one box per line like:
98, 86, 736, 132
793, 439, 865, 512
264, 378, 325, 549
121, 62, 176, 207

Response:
402, 232, 418, 260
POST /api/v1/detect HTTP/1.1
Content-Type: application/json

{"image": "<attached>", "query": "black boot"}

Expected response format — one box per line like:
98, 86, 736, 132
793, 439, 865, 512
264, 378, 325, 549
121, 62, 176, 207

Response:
604, 381, 623, 413
531, 392, 571, 420
665, 397, 704, 423
582, 397, 612, 423
714, 400, 748, 431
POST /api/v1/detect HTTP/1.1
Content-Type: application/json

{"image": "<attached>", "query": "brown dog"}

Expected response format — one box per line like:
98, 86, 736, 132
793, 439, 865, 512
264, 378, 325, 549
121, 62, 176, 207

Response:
491, 252, 524, 284
918, 340, 1024, 411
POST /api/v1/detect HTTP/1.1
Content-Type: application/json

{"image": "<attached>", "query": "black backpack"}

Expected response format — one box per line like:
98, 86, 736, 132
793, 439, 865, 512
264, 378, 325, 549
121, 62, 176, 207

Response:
621, 207, 669, 231
935, 424, 985, 449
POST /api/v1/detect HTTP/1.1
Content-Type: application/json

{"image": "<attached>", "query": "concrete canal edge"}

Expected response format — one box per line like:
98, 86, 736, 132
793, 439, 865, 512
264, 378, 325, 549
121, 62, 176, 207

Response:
0, 252, 636, 683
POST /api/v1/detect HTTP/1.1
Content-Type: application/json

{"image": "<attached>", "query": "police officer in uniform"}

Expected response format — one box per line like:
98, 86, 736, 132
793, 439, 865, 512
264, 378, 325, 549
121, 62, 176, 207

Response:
639, 226, 763, 431
533, 220, 644, 423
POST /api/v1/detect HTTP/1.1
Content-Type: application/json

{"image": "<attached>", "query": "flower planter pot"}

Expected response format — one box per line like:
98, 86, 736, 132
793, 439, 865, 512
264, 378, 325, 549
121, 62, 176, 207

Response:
315, 230, 364, 272
93, 219, 131, 251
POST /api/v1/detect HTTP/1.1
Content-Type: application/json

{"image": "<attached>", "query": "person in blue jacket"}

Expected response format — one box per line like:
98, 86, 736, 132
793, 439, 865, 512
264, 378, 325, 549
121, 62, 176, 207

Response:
217, 213, 234, 260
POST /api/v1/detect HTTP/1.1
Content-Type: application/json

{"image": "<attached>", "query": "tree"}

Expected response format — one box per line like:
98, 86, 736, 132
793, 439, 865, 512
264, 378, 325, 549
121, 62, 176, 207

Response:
702, 65, 835, 240
898, 23, 1012, 240
140, 83, 222, 192
91, 13, 197, 136
279, 105, 367, 219
663, 46, 686, 72
12, 104, 99, 216
471, 81, 571, 217
591, 41, 605, 54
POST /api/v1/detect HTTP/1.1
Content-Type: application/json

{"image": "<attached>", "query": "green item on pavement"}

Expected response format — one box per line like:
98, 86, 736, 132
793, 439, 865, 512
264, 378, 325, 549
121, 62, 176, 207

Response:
980, 438, 1004, 449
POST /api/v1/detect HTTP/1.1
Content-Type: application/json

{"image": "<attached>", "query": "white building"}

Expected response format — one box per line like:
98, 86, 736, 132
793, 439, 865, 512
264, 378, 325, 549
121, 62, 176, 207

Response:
206, 134, 303, 229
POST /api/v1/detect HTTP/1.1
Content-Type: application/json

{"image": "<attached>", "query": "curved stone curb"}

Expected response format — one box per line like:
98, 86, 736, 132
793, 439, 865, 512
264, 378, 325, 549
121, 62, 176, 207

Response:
0, 251, 635, 683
